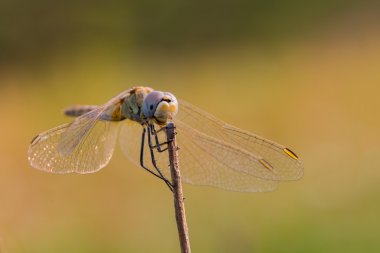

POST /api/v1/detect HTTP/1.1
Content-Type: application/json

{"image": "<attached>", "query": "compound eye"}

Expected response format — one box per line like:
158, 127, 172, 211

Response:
143, 91, 164, 118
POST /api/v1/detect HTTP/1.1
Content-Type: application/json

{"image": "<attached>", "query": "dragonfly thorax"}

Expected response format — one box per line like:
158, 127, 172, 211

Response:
120, 87, 178, 125
120, 86, 153, 123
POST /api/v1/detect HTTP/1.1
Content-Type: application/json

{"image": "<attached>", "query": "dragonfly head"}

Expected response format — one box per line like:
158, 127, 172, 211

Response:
143, 91, 178, 125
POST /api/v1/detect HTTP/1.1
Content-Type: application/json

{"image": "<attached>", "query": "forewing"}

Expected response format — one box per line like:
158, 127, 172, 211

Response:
175, 120, 278, 192
119, 119, 277, 192
58, 89, 131, 155
28, 89, 132, 173
176, 100, 303, 181
28, 120, 119, 173
118, 98, 301, 192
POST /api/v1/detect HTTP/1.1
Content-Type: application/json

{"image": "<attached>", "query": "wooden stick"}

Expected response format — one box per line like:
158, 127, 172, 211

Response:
166, 122, 191, 253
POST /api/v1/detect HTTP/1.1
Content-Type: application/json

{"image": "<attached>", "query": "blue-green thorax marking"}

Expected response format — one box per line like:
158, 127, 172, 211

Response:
121, 87, 153, 123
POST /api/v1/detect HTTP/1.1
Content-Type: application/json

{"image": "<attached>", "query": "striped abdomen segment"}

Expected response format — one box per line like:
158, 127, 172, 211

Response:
64, 105, 98, 117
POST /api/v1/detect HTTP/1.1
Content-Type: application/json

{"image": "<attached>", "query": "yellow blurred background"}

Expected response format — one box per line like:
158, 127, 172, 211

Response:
1, 1, 380, 252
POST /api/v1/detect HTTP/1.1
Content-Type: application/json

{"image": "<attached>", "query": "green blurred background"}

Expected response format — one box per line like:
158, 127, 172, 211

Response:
1, 0, 380, 252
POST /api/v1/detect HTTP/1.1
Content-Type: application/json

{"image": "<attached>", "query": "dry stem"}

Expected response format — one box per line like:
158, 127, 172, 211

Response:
166, 122, 191, 253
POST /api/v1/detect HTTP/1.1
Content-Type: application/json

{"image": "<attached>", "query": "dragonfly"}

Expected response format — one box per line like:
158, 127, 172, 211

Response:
28, 86, 303, 192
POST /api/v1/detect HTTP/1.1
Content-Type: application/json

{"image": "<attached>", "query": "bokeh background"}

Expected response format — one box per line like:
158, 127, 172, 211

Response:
1, 0, 380, 252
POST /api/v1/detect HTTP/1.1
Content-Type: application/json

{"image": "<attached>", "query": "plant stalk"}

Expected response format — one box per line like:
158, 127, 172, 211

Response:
166, 122, 191, 253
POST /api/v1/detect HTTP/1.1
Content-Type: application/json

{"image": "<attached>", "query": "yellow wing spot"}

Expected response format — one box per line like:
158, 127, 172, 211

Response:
283, 148, 299, 160
259, 159, 273, 171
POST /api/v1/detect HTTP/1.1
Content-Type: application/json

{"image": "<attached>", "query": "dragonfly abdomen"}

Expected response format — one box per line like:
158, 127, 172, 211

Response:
64, 105, 98, 117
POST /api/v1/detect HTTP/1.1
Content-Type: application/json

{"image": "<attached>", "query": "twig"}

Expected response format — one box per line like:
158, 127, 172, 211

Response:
166, 122, 191, 253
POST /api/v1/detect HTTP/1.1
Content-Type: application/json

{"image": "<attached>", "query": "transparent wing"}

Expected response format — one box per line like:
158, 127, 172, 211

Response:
119, 120, 145, 168
28, 89, 131, 173
58, 89, 131, 155
119, 120, 173, 180
175, 121, 278, 192
119, 98, 302, 192
28, 120, 119, 173
119, 120, 278, 192
175, 100, 303, 182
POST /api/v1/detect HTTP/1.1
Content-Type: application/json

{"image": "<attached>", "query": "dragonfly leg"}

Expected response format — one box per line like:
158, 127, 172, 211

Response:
140, 126, 174, 192
150, 123, 171, 152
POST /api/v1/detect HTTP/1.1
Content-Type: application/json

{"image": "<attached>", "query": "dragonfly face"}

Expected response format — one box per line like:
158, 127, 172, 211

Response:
142, 91, 178, 125
28, 86, 303, 192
